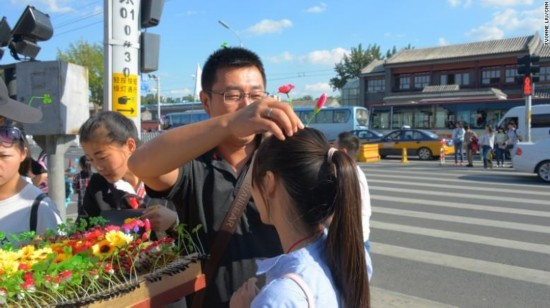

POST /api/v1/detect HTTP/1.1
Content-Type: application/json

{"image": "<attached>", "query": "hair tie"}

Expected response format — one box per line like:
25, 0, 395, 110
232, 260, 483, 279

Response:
327, 147, 338, 162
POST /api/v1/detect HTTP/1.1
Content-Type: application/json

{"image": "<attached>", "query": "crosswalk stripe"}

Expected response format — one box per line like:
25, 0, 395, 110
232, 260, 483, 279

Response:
372, 243, 550, 287
373, 207, 550, 234
366, 176, 550, 197
371, 195, 550, 217
371, 221, 550, 255
370, 186, 546, 205
361, 167, 542, 188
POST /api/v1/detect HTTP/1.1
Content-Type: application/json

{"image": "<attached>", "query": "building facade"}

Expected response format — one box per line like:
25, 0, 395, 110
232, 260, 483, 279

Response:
359, 33, 550, 134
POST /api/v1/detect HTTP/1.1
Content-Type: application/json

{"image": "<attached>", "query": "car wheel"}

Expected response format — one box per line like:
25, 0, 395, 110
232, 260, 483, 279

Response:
417, 147, 433, 160
535, 160, 550, 183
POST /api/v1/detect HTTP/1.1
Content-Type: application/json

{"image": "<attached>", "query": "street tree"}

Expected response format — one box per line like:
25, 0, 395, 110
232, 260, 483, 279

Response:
330, 43, 414, 91
57, 41, 104, 106
330, 44, 383, 91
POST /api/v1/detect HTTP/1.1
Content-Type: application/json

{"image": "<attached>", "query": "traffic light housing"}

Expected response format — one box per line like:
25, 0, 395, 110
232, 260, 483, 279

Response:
516, 54, 541, 82
2, 6, 53, 60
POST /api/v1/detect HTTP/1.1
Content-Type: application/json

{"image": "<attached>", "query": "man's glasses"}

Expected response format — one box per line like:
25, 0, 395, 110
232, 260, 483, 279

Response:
206, 90, 269, 103
0, 126, 24, 146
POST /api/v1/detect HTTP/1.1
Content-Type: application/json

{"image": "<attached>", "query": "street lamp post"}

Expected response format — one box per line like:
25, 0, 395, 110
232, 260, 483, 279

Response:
218, 20, 243, 47
148, 74, 162, 131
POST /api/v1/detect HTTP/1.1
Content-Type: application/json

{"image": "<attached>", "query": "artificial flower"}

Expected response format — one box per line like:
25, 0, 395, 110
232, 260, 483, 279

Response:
278, 84, 295, 108
306, 93, 328, 126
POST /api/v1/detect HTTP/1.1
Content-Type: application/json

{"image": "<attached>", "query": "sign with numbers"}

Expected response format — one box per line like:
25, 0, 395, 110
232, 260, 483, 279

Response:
110, 0, 140, 118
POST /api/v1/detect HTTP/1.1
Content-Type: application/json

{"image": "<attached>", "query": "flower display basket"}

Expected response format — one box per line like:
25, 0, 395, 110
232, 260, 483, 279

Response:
88, 255, 205, 307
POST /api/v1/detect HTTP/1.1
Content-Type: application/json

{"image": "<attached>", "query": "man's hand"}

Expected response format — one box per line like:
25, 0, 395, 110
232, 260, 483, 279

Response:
228, 99, 304, 141
141, 205, 178, 231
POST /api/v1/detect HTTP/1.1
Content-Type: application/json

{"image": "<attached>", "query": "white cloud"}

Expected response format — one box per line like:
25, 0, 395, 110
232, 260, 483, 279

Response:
466, 6, 541, 40
448, 0, 461, 7
170, 88, 192, 96
306, 3, 327, 13
38, 0, 74, 13
245, 19, 292, 36
265, 51, 294, 63
466, 25, 504, 40
305, 82, 332, 93
481, 0, 534, 6
448, 0, 473, 8
438, 37, 450, 46
301, 48, 349, 65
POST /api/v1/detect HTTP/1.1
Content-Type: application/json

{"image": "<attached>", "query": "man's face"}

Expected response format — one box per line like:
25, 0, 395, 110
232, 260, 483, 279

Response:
202, 66, 265, 118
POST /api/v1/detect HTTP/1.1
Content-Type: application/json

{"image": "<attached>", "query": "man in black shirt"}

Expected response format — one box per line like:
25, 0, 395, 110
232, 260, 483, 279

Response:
129, 47, 303, 307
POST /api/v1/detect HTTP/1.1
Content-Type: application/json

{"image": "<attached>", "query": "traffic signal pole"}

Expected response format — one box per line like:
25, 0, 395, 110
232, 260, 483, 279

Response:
104, 0, 141, 132
517, 55, 540, 142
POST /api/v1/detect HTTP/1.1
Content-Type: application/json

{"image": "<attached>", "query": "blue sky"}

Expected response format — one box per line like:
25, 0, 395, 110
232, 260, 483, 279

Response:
0, 0, 544, 100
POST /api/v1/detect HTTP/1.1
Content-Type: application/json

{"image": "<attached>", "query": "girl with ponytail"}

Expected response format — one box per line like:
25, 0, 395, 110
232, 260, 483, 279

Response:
230, 128, 371, 308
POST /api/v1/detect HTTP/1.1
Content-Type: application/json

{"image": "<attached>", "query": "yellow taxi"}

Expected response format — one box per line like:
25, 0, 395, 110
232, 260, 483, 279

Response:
367, 128, 455, 160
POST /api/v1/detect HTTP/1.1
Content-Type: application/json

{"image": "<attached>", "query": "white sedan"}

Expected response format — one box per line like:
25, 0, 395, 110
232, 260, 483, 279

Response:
512, 138, 550, 183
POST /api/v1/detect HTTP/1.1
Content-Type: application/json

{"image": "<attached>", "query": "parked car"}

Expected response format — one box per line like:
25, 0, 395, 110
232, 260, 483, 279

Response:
512, 138, 550, 182
366, 128, 454, 160
351, 129, 384, 143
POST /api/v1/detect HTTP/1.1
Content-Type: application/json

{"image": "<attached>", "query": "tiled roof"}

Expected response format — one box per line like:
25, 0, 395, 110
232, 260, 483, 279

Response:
535, 44, 550, 58
361, 59, 385, 74
386, 34, 536, 65
383, 88, 507, 104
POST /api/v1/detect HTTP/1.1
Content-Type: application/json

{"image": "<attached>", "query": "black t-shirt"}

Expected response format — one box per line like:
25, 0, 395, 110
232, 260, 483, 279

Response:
146, 149, 283, 307
78, 173, 147, 225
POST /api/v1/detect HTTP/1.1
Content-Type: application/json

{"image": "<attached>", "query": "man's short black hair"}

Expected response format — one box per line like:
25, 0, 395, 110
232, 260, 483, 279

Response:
336, 131, 360, 158
201, 47, 266, 92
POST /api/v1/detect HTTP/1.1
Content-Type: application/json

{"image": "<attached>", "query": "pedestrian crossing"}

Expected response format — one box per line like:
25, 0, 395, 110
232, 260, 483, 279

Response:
361, 160, 550, 308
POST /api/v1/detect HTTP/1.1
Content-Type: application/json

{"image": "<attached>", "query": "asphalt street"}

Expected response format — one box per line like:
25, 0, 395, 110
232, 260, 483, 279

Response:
364, 158, 550, 308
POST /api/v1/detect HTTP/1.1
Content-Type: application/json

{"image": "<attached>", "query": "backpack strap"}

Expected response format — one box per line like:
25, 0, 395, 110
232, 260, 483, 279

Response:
30, 193, 47, 232
284, 273, 316, 308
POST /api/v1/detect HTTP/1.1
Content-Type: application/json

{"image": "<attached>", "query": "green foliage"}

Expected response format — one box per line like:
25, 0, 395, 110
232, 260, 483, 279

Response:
330, 43, 383, 91
330, 43, 415, 91
57, 41, 104, 106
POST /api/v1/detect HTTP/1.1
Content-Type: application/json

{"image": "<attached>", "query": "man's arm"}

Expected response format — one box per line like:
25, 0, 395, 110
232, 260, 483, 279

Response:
128, 100, 302, 192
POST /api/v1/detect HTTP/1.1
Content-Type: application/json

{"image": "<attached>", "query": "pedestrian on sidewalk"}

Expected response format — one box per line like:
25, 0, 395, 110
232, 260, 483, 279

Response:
452, 121, 465, 166
494, 126, 507, 167
479, 125, 495, 169
335, 131, 372, 253
463, 125, 478, 167
72, 156, 92, 216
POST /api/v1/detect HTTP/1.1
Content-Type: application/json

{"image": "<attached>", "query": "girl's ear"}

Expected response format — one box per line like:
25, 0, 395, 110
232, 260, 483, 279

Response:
264, 171, 277, 196
19, 147, 29, 163
126, 137, 137, 153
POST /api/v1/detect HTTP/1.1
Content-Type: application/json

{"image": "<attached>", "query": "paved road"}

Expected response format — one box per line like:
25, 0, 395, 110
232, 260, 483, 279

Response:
363, 158, 550, 307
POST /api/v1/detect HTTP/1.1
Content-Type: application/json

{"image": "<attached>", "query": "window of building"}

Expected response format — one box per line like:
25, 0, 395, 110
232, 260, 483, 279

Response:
482, 67, 501, 85
414, 74, 430, 89
540, 66, 550, 82
396, 74, 411, 90
440, 72, 470, 86
367, 78, 385, 93
505, 65, 517, 83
